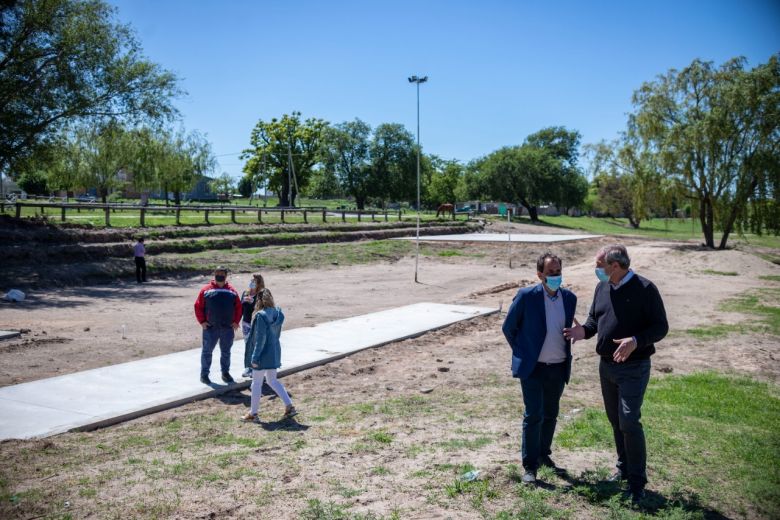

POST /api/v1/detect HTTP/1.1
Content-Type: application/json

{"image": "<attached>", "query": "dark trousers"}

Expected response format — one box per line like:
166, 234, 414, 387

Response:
201, 325, 234, 377
520, 361, 567, 471
134, 256, 147, 282
599, 358, 651, 491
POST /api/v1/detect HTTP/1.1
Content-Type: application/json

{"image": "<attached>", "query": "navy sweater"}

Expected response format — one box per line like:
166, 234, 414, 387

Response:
583, 274, 668, 361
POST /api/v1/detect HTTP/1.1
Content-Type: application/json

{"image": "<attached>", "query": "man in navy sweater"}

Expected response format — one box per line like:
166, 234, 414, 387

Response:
565, 244, 668, 503
502, 253, 577, 484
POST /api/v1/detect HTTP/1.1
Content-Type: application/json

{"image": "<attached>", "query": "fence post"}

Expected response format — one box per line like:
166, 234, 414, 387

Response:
341, 211, 346, 222
140, 208, 146, 227
384, 211, 388, 222
322, 210, 326, 223
104, 206, 111, 227
303, 210, 308, 224
398, 210, 402, 221
40, 205, 45, 214
281, 210, 285, 223
231, 209, 236, 224
176, 207, 181, 225
257, 210, 262, 223
61, 206, 66, 222
15, 203, 21, 218
357, 212, 362, 222
205, 209, 210, 224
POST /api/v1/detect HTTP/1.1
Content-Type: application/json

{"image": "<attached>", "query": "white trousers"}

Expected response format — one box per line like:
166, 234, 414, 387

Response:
250, 369, 292, 415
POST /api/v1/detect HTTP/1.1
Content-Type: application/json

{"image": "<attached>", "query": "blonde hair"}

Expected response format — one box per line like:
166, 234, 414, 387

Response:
252, 288, 276, 319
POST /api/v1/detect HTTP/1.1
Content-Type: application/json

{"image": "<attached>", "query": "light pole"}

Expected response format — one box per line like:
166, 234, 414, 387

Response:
408, 75, 427, 283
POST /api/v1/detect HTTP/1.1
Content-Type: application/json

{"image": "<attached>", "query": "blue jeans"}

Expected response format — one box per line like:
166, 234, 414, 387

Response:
599, 358, 651, 491
201, 325, 234, 377
520, 361, 566, 471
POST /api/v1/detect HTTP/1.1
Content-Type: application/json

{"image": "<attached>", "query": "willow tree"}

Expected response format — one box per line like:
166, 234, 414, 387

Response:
632, 55, 780, 248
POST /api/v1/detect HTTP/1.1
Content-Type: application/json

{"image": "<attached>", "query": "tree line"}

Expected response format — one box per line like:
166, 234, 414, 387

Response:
2, 1, 776, 249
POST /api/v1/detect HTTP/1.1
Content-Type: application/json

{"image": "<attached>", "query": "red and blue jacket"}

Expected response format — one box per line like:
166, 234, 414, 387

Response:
194, 280, 242, 327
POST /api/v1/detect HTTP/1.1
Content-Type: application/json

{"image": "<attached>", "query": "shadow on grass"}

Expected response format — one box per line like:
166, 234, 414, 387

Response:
259, 417, 310, 432
558, 471, 729, 520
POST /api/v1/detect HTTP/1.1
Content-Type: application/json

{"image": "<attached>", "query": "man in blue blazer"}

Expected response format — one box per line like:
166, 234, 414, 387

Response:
502, 252, 577, 484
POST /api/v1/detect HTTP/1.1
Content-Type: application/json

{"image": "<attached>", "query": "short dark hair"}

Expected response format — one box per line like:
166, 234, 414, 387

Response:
536, 252, 562, 273
214, 266, 228, 274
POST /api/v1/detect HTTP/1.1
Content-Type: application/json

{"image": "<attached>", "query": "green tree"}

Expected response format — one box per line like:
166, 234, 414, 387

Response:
426, 159, 463, 207
320, 119, 372, 208
0, 0, 180, 184
73, 122, 137, 202
369, 123, 416, 207
209, 172, 234, 200
156, 130, 215, 205
237, 176, 253, 198
242, 112, 328, 207
632, 55, 780, 248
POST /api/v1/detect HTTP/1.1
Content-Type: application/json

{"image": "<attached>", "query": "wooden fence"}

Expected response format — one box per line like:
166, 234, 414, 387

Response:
3, 202, 412, 227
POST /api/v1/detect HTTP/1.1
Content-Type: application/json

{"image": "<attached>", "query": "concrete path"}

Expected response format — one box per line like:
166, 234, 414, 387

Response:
0, 330, 21, 340
394, 233, 601, 243
0, 303, 495, 440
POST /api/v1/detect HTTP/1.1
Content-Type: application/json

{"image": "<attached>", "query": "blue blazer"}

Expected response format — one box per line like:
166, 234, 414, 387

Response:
501, 284, 577, 382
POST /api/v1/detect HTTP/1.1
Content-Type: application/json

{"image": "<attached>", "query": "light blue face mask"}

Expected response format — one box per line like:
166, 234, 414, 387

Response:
545, 275, 562, 292
249, 281, 257, 289
595, 267, 610, 282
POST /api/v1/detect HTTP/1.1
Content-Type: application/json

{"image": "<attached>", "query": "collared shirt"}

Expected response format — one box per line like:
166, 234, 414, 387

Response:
538, 289, 567, 363
133, 242, 145, 257
610, 269, 634, 289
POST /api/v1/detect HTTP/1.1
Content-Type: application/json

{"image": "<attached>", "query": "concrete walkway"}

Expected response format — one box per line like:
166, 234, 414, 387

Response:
0, 303, 495, 440
394, 233, 601, 243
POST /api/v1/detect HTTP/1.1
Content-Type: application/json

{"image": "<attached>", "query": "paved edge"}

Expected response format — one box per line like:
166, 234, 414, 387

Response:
68, 307, 500, 435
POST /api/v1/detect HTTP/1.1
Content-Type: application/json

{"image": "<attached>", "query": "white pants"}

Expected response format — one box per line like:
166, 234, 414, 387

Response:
250, 369, 292, 415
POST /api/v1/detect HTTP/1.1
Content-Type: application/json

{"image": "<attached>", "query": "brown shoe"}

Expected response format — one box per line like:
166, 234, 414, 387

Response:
240, 412, 258, 423
283, 405, 298, 419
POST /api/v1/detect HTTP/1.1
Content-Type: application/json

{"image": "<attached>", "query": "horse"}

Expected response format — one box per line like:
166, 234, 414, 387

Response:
436, 203, 454, 218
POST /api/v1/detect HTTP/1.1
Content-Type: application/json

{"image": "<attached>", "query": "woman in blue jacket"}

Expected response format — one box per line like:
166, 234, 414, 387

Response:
241, 289, 297, 422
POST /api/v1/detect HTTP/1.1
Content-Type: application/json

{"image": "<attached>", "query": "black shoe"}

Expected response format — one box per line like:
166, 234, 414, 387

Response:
521, 469, 536, 484
626, 488, 645, 504
539, 456, 566, 475
199, 375, 212, 385
221, 372, 235, 384
608, 471, 625, 482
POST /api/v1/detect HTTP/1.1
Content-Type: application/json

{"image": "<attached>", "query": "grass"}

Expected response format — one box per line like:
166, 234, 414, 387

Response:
760, 275, 780, 282
701, 269, 738, 276
685, 286, 780, 338
557, 372, 780, 518
524, 215, 780, 249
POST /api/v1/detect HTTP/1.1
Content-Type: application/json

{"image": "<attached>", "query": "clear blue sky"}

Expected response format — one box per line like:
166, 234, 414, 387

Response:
109, 0, 779, 179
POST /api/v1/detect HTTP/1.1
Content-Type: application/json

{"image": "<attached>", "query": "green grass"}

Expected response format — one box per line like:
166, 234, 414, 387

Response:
760, 275, 780, 282
701, 269, 738, 276
526, 215, 780, 249
557, 372, 780, 518
721, 288, 780, 335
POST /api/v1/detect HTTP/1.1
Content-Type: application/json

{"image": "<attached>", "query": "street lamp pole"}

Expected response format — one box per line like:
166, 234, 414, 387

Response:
408, 75, 427, 283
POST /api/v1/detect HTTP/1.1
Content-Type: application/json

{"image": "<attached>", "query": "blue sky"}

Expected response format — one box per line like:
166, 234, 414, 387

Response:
109, 0, 779, 178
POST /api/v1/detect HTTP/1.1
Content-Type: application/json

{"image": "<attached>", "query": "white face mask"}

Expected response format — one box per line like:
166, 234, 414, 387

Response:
249, 281, 256, 289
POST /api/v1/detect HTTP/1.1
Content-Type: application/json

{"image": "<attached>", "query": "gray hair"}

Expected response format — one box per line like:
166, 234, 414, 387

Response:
598, 244, 630, 269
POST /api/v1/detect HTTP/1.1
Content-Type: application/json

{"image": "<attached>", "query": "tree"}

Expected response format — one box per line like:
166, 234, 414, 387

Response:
242, 112, 328, 207
156, 130, 215, 205
320, 119, 372, 208
72, 122, 137, 202
632, 55, 780, 248
426, 159, 463, 207
209, 172, 234, 199
524, 127, 588, 214
369, 123, 416, 207
0, 0, 180, 184
585, 136, 666, 228
237, 176, 253, 198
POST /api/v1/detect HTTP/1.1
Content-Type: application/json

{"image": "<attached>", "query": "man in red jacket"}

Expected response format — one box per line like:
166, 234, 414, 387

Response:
194, 266, 242, 385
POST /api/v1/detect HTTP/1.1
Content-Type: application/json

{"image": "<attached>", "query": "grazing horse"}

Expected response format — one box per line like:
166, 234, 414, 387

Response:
436, 203, 455, 218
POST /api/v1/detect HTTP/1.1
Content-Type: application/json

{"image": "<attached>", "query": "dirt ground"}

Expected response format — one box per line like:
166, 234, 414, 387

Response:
0, 222, 778, 519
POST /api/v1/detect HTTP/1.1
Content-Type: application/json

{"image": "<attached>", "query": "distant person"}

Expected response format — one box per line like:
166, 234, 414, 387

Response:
502, 252, 577, 484
194, 266, 242, 385
241, 273, 265, 378
133, 237, 147, 283
241, 288, 297, 423
564, 244, 668, 504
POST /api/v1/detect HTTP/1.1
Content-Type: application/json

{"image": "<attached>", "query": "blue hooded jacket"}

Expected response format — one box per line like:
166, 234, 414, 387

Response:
245, 307, 285, 370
